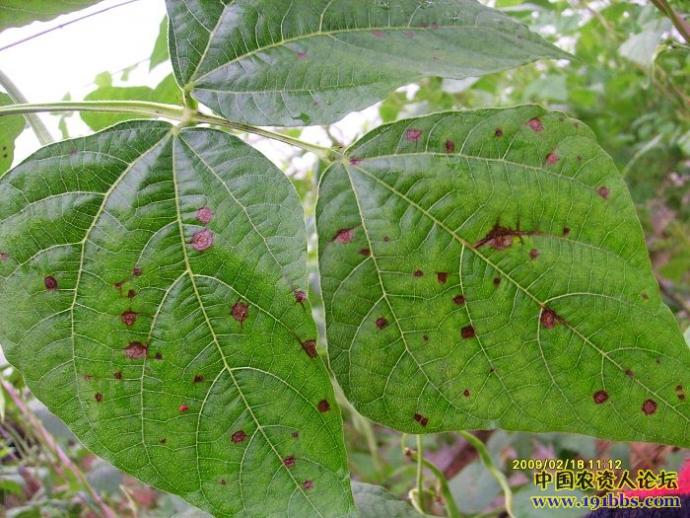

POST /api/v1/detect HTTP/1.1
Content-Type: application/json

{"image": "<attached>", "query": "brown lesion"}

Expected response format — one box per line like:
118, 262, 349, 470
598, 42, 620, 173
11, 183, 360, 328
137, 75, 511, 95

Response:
474, 224, 541, 250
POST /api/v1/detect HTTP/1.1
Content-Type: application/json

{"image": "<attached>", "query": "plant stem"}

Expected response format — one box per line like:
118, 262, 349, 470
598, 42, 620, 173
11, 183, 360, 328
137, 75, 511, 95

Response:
0, 100, 339, 161
458, 431, 515, 518
415, 435, 425, 512
651, 0, 690, 43
0, 70, 54, 145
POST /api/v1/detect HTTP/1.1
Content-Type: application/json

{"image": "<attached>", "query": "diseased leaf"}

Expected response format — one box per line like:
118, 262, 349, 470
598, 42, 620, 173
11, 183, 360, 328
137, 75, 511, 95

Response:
166, 0, 568, 126
0, 1, 101, 32
0, 121, 354, 517
0, 92, 24, 175
150, 17, 170, 71
80, 75, 183, 131
317, 106, 690, 447
353, 482, 422, 518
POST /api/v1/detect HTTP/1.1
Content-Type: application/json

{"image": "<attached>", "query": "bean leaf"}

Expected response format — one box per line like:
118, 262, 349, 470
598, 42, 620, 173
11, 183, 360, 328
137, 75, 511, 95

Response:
0, 92, 24, 175
0, 1, 101, 31
166, 0, 568, 126
0, 121, 354, 517
317, 106, 690, 447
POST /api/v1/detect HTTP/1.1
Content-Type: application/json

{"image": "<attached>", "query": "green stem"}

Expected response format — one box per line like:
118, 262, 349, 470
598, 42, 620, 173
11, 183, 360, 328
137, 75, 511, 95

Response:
415, 435, 425, 512
0, 70, 54, 145
0, 100, 339, 161
459, 431, 514, 518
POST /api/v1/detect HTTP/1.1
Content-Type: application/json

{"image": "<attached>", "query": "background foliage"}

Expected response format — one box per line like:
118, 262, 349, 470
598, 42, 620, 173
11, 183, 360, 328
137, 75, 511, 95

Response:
1, 0, 689, 516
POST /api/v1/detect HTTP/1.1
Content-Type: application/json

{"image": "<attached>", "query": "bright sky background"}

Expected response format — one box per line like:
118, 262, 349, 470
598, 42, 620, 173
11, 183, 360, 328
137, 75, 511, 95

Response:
0, 0, 385, 171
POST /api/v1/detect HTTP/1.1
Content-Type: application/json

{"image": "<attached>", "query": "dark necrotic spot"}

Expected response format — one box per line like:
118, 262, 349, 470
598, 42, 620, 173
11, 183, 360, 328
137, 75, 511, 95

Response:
383, 235, 390, 242
124, 342, 147, 360
445, 139, 455, 153
0, 252, 8, 262
405, 128, 422, 142
127, 289, 137, 299
461, 325, 475, 339
291, 431, 299, 438
414, 413, 429, 427
642, 399, 657, 415
132, 267, 143, 277
494, 128, 503, 137
625, 369, 634, 378
196, 206, 213, 225
44, 276, 58, 291
676, 385, 686, 401
413, 269, 424, 277
94, 393, 103, 403
194, 374, 204, 383
529, 249, 539, 260
463, 389, 471, 398
376, 317, 388, 329
121, 310, 137, 327
83, 374, 93, 381
437, 272, 448, 284
349, 157, 362, 166
422, 335, 429, 342
159, 438, 167, 444
294, 290, 307, 303
563, 227, 571, 236
597, 186, 610, 200
359, 248, 371, 257
231, 430, 247, 443
317, 399, 330, 412
231, 302, 249, 323
493, 277, 501, 286
540, 308, 558, 329
593, 390, 609, 404
303, 480, 314, 490
114, 371, 123, 380
154, 352, 163, 360
191, 229, 214, 251
220, 479, 227, 485
283, 456, 296, 468
334, 228, 354, 244
453, 295, 465, 306
527, 118, 544, 132
302, 340, 317, 358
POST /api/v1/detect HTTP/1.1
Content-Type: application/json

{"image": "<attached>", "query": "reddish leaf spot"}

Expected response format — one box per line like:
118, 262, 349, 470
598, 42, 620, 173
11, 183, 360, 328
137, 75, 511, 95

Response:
334, 228, 354, 244
296, 50, 308, 60
546, 152, 559, 165
231, 430, 247, 443
294, 290, 307, 303
44, 276, 58, 291
132, 267, 143, 277
413, 269, 424, 277
493, 277, 501, 286
283, 456, 296, 468
193, 374, 204, 383
540, 308, 559, 329
83, 374, 93, 381
405, 128, 422, 142
445, 139, 455, 153
563, 227, 571, 236
0, 252, 8, 262
317, 400, 330, 412
461, 325, 475, 339
231, 302, 249, 324
94, 393, 103, 403
453, 295, 465, 306
154, 352, 163, 360
114, 371, 123, 380
597, 186, 610, 200
529, 248, 539, 260
196, 207, 213, 225
124, 342, 147, 360
349, 157, 362, 166
593, 390, 609, 404
404, 30, 416, 38
302, 340, 318, 358
475, 225, 538, 250
414, 413, 429, 427
179, 405, 189, 413
376, 317, 388, 329
463, 389, 471, 398
121, 310, 137, 327
437, 272, 448, 284
494, 128, 503, 137
127, 289, 137, 299
359, 248, 371, 257
191, 229, 214, 251
642, 399, 657, 415
676, 385, 686, 401
527, 118, 544, 132
625, 369, 634, 378
371, 30, 386, 37
303, 480, 314, 490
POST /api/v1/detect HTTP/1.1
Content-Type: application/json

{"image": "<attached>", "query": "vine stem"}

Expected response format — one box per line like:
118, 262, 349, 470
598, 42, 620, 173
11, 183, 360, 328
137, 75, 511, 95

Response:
650, 0, 690, 44
0, 70, 54, 145
458, 431, 515, 518
415, 435, 425, 512
0, 100, 340, 161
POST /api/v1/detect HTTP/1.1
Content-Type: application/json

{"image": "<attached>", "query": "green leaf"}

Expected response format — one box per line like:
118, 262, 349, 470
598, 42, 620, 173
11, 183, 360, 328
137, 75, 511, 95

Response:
316, 105, 690, 447
80, 75, 183, 131
150, 17, 170, 71
0, 1, 101, 32
353, 482, 421, 518
0, 121, 354, 517
166, 0, 568, 126
0, 92, 24, 176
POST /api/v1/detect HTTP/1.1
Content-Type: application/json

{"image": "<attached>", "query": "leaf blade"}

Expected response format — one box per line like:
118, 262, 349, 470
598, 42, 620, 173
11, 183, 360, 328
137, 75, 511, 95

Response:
317, 106, 690, 447
166, 0, 568, 126
0, 121, 354, 517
